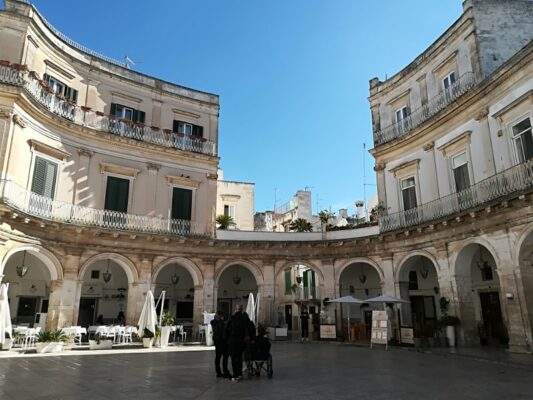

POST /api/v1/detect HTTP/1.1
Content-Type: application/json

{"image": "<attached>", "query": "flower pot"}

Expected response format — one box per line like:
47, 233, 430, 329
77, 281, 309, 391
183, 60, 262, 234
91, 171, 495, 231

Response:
36, 342, 64, 353
0, 339, 13, 350
89, 339, 113, 350
142, 338, 154, 348
160, 326, 172, 348
446, 326, 456, 347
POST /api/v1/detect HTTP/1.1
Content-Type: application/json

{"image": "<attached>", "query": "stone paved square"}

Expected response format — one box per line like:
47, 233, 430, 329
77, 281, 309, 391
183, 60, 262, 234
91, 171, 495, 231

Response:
1, 343, 533, 400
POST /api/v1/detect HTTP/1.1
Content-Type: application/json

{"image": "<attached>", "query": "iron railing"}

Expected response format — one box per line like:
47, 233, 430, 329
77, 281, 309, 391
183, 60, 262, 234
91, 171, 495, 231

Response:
0, 180, 209, 237
379, 159, 533, 232
374, 72, 478, 145
294, 286, 319, 301
0, 65, 217, 156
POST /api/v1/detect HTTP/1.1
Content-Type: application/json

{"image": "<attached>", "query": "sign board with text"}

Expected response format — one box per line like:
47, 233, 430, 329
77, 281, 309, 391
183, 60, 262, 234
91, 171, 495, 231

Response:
371, 310, 388, 349
320, 324, 337, 340
400, 327, 414, 344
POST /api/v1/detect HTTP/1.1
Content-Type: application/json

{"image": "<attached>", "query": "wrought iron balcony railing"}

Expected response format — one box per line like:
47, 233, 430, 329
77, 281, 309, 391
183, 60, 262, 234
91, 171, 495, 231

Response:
0, 64, 217, 157
294, 286, 320, 301
379, 159, 533, 232
374, 72, 477, 146
0, 180, 209, 237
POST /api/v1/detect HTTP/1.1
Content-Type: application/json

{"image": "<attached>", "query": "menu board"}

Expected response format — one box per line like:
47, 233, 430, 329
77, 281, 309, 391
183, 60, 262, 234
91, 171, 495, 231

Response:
320, 324, 337, 339
371, 310, 388, 349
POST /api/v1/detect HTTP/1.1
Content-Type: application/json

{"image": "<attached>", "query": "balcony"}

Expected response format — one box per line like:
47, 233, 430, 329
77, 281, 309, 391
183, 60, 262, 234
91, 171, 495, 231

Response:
0, 180, 209, 237
293, 286, 320, 302
0, 64, 217, 157
374, 72, 477, 146
379, 159, 533, 232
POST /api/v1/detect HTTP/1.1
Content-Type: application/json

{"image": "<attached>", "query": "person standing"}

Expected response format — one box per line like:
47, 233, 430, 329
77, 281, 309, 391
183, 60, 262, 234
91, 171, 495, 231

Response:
300, 307, 310, 342
225, 304, 250, 382
210, 311, 230, 378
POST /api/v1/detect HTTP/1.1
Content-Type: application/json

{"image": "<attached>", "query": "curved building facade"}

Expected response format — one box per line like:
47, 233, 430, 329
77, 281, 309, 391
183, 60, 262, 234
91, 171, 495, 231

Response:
0, 0, 532, 352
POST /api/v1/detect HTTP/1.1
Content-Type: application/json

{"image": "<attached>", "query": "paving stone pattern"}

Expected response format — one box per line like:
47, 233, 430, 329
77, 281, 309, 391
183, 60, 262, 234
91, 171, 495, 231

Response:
0, 343, 532, 399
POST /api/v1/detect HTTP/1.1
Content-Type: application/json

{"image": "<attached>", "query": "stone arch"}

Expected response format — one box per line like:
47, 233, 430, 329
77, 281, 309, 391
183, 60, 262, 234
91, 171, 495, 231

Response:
275, 259, 325, 284
215, 259, 264, 287
514, 222, 533, 266
0, 243, 63, 281
79, 253, 138, 284
395, 250, 440, 282
337, 257, 384, 283
450, 237, 500, 277
152, 257, 203, 287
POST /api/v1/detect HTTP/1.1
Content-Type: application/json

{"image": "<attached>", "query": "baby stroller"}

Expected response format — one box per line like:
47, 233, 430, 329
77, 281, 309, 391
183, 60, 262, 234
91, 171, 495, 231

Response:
244, 335, 273, 379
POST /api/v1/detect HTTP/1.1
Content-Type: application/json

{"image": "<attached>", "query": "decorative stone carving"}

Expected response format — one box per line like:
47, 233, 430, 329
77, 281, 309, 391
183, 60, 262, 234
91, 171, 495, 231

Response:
206, 173, 218, 180
423, 141, 435, 152
146, 162, 161, 171
77, 148, 94, 158
373, 163, 386, 172
474, 107, 489, 121
12, 114, 26, 128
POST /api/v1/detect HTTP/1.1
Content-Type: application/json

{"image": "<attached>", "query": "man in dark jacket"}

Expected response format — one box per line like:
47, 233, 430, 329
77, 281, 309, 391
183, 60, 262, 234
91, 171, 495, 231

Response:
225, 304, 250, 382
210, 310, 230, 378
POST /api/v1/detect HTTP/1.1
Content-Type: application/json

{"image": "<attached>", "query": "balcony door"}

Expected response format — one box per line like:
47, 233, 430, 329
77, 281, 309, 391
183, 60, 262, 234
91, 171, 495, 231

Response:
104, 176, 129, 227
30, 156, 58, 217
171, 187, 192, 234
401, 177, 419, 226
512, 117, 533, 164
452, 152, 472, 209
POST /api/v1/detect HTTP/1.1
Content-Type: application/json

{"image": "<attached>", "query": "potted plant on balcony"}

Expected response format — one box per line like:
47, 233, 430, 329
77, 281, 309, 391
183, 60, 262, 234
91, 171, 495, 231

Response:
160, 312, 175, 348
216, 214, 235, 230
35, 330, 69, 353
142, 328, 155, 348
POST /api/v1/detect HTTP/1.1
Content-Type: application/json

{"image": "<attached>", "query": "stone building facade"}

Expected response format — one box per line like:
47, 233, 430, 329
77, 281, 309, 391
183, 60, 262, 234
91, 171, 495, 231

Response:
0, 0, 531, 352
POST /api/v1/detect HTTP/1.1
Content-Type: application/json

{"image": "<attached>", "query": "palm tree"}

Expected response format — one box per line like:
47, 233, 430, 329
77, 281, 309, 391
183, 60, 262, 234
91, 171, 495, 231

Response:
318, 210, 335, 232
216, 214, 236, 230
289, 218, 313, 232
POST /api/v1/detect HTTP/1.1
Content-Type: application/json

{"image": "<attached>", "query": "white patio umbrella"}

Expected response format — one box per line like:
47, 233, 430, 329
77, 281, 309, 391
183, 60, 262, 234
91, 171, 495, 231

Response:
137, 290, 157, 337
0, 283, 12, 345
255, 292, 260, 326
329, 295, 364, 341
364, 294, 410, 308
245, 292, 255, 326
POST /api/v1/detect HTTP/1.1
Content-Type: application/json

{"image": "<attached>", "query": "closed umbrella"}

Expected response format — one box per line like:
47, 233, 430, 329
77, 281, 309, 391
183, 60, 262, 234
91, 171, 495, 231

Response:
246, 293, 255, 326
255, 292, 260, 326
138, 290, 157, 337
0, 283, 12, 346
329, 295, 364, 341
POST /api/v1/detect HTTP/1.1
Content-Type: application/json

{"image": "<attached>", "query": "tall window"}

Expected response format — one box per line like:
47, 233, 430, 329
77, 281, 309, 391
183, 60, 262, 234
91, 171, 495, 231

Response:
31, 156, 58, 199
104, 176, 130, 213
512, 117, 533, 163
171, 187, 192, 220
173, 120, 204, 137
452, 152, 471, 192
43, 73, 78, 102
400, 177, 417, 211
395, 106, 409, 123
110, 103, 145, 123
284, 270, 292, 294
443, 72, 456, 90
224, 204, 235, 219
408, 270, 419, 290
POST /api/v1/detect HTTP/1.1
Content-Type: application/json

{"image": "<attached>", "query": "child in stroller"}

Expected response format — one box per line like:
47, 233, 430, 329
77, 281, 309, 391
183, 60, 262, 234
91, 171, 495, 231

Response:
245, 324, 273, 379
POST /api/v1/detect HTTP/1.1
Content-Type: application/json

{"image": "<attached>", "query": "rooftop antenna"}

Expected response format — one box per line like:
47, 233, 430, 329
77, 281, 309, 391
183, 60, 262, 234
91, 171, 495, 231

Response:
124, 55, 135, 69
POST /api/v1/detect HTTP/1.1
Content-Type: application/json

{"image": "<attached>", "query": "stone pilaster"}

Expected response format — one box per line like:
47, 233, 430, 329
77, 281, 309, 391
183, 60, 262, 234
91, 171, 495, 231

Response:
260, 263, 275, 325
74, 148, 94, 207
126, 256, 150, 325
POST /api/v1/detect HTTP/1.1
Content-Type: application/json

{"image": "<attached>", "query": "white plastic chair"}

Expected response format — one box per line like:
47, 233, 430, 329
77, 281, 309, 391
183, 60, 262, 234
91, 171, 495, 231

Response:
23, 328, 37, 348
198, 325, 206, 342
177, 325, 187, 343
122, 326, 133, 344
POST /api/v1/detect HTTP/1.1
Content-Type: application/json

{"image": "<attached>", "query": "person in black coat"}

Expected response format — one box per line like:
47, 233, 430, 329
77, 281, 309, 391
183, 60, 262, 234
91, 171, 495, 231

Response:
225, 304, 250, 381
210, 310, 230, 378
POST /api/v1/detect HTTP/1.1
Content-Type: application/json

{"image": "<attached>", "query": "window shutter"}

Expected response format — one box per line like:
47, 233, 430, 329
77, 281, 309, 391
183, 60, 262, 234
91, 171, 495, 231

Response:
110, 103, 117, 116
193, 124, 203, 137
173, 120, 180, 133
303, 270, 309, 288
284, 270, 292, 294
171, 187, 192, 220
43, 73, 50, 84
132, 109, 138, 122
31, 157, 57, 199
138, 111, 145, 123
72, 89, 78, 103
64, 86, 72, 100
104, 177, 129, 212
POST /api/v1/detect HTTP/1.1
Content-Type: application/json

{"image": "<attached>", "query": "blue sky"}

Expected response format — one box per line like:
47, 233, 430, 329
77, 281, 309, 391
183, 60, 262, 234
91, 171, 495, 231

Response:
29, 0, 463, 215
